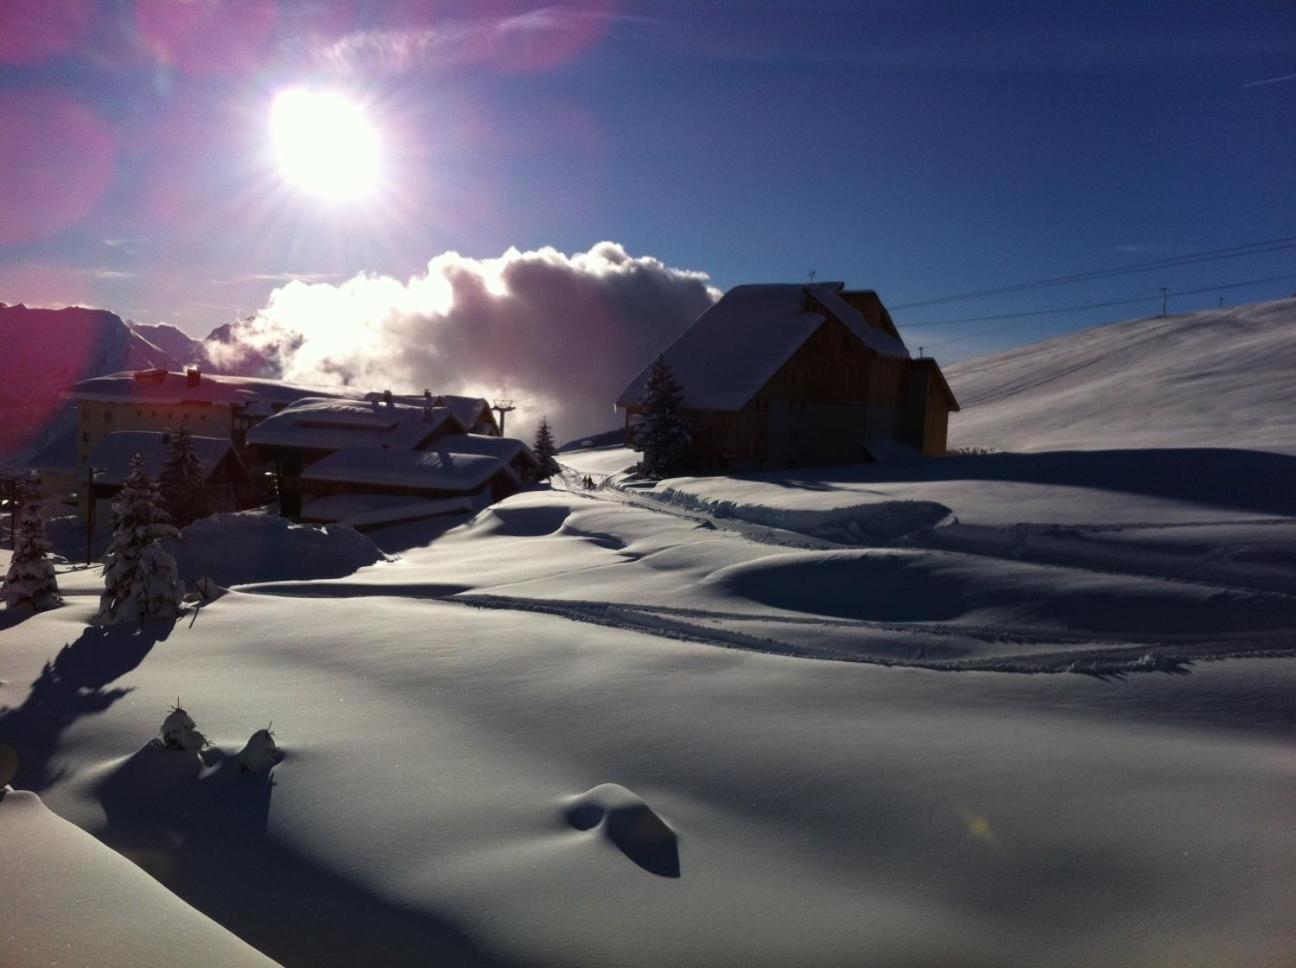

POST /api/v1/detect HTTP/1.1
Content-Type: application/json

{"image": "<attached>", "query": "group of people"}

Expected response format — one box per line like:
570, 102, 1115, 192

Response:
580, 475, 598, 491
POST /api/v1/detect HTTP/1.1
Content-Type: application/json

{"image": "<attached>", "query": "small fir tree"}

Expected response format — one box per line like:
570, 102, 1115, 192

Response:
1, 479, 61, 612
96, 454, 184, 625
533, 417, 560, 477
158, 425, 211, 529
637, 356, 693, 479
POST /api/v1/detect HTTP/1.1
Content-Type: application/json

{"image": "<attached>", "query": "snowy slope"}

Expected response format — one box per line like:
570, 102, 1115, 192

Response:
945, 297, 1296, 453
0, 304, 179, 459
1, 789, 277, 967
2, 561, 1293, 968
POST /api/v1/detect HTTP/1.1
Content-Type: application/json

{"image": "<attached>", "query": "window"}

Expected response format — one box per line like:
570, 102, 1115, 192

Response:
104, 410, 112, 422
81, 431, 88, 443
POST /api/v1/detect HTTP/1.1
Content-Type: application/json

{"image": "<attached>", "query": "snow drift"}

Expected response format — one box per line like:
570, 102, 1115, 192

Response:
165, 511, 386, 587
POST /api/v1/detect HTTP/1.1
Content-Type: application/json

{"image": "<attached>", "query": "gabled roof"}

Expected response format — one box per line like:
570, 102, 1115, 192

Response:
436, 433, 540, 467
301, 447, 504, 492
247, 397, 464, 452
89, 431, 240, 486
66, 371, 366, 408
908, 357, 961, 411
616, 282, 911, 412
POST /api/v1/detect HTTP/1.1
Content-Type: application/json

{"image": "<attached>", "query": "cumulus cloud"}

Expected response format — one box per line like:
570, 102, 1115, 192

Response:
206, 242, 719, 441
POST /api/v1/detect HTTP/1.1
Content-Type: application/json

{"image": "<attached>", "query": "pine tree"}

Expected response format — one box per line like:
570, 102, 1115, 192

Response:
533, 417, 560, 477
96, 454, 184, 625
158, 426, 211, 529
637, 356, 693, 479
1, 479, 61, 612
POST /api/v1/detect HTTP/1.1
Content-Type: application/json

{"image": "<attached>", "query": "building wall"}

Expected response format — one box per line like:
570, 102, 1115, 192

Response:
75, 399, 234, 470
682, 317, 918, 471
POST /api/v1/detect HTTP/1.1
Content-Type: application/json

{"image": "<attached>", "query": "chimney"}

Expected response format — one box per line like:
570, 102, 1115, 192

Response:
186, 365, 201, 387
383, 388, 393, 408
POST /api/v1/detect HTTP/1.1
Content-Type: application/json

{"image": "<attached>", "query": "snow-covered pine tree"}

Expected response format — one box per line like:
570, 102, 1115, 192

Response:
533, 417, 560, 477
96, 454, 184, 625
1, 479, 61, 612
637, 355, 693, 479
158, 425, 211, 529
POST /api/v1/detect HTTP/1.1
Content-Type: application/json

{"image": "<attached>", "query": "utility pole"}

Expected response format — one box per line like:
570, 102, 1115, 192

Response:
491, 400, 516, 435
1160, 287, 1168, 317
85, 465, 102, 567
0, 469, 17, 550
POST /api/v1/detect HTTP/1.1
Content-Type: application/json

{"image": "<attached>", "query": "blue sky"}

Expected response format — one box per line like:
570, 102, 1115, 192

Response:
1, 0, 1294, 364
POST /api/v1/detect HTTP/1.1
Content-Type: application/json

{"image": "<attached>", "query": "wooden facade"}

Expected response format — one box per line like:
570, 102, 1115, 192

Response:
621, 287, 959, 473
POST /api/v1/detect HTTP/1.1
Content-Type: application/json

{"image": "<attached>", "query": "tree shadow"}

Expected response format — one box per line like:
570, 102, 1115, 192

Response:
0, 620, 174, 791
94, 743, 517, 967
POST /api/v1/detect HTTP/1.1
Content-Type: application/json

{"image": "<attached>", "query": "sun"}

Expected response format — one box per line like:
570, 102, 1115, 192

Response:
271, 88, 381, 200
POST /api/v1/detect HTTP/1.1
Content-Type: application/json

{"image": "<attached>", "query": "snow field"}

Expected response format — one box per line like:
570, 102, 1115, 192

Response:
1, 587, 1293, 967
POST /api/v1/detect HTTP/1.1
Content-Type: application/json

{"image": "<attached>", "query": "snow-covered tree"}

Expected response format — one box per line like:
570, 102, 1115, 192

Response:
158, 425, 211, 529
533, 417, 560, 477
1, 479, 61, 612
96, 454, 184, 625
636, 355, 693, 479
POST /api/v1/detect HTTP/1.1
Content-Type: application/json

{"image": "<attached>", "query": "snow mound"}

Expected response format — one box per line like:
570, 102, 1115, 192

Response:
165, 511, 386, 587
465, 494, 573, 537
564, 783, 680, 878
0, 788, 276, 967
708, 548, 1296, 636
648, 479, 951, 543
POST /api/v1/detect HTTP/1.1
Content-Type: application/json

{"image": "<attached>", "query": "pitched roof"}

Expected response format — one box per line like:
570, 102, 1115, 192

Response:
616, 282, 911, 411
247, 397, 463, 452
301, 493, 483, 528
436, 433, 539, 467
89, 431, 238, 486
301, 447, 504, 492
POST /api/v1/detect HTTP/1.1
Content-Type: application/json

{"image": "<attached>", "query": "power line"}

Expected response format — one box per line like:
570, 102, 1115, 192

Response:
899, 272, 1296, 329
891, 235, 1296, 310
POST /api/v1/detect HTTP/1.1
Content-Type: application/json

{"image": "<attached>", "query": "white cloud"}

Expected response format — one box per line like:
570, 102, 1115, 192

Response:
207, 241, 718, 441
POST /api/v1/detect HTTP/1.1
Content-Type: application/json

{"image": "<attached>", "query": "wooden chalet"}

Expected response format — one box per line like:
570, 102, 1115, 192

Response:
616, 282, 959, 472
246, 396, 540, 522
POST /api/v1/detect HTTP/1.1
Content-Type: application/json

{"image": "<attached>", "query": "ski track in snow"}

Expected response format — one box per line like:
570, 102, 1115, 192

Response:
230, 460, 1296, 676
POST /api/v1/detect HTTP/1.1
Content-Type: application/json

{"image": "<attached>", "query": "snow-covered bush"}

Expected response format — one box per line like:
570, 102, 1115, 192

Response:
158, 426, 212, 528
1, 478, 62, 612
160, 702, 208, 751
96, 454, 184, 625
636, 356, 692, 479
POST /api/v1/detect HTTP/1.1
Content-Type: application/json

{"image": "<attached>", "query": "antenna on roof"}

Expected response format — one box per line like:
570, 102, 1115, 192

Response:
808, 268, 816, 282
491, 400, 516, 435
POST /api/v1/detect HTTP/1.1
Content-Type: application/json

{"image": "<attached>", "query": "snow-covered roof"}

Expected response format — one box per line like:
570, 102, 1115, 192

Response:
247, 398, 463, 452
301, 493, 484, 528
66, 370, 368, 409
301, 447, 505, 492
616, 282, 911, 412
435, 395, 494, 432
89, 431, 237, 486
436, 433, 539, 466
